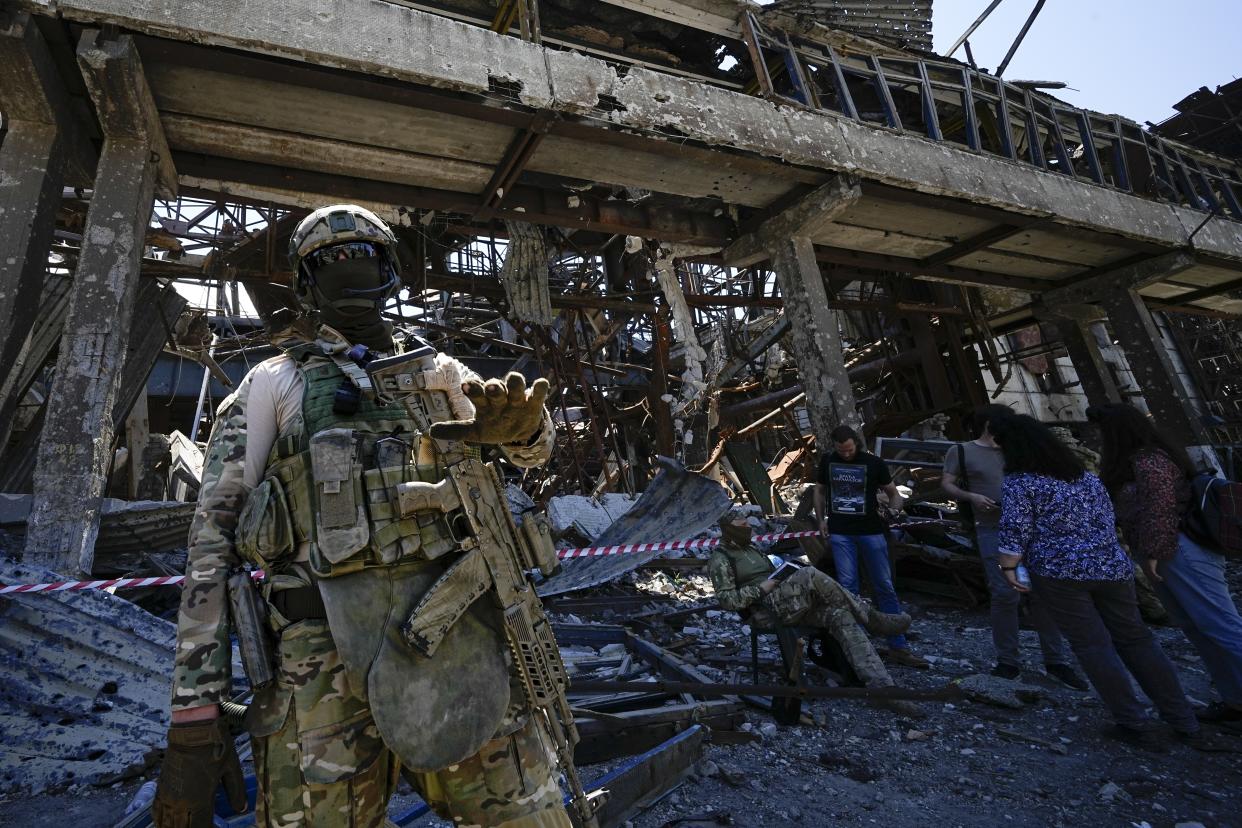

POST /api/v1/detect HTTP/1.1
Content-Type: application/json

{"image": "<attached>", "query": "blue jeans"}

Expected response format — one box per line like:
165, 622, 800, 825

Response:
1155, 533, 1242, 705
976, 525, 1069, 668
830, 533, 908, 649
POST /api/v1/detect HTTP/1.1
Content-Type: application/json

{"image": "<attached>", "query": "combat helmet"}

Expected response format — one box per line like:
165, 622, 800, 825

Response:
288, 204, 402, 315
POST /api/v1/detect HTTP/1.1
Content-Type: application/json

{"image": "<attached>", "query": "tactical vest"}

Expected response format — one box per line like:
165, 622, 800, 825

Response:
236, 344, 475, 578
722, 542, 776, 589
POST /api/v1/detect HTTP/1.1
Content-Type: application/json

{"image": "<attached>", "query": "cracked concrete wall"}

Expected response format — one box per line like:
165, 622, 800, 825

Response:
26, 0, 1242, 260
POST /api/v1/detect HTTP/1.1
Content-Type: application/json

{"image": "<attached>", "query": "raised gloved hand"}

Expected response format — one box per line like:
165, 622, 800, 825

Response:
429, 371, 549, 445
152, 718, 248, 827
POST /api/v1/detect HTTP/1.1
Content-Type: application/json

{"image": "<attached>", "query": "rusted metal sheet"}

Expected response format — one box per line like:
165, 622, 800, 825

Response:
537, 457, 731, 596
0, 497, 194, 564
764, 0, 934, 51
0, 559, 177, 797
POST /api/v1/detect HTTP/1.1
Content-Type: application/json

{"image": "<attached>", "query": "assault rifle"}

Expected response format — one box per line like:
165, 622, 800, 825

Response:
367, 352, 604, 827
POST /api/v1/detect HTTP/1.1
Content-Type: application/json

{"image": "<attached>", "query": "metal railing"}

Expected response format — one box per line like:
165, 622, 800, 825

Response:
738, 11, 1242, 218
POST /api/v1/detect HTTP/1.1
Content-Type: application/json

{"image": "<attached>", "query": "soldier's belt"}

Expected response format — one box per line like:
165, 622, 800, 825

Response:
270, 585, 328, 622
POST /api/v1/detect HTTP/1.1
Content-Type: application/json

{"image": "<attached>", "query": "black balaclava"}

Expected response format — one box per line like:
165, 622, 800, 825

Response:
720, 515, 753, 547
308, 257, 395, 352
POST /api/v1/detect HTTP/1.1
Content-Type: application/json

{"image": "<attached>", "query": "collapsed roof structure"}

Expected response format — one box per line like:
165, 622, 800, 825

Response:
4, 0, 1242, 582
3, 1, 1242, 814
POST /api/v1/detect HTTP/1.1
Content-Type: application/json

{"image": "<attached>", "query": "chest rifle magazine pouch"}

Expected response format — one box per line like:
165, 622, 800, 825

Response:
236, 477, 295, 567
309, 428, 369, 565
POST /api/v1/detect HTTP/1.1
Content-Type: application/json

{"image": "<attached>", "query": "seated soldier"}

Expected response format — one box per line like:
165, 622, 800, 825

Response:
707, 514, 914, 703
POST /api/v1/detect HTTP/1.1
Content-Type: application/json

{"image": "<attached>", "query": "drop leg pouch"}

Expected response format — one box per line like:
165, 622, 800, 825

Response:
316, 562, 510, 772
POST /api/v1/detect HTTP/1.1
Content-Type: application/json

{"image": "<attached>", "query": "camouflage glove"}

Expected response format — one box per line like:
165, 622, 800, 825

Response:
429, 371, 550, 445
152, 718, 248, 828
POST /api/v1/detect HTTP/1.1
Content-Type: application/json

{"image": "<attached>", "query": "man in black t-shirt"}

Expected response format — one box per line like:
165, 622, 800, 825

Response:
814, 425, 928, 669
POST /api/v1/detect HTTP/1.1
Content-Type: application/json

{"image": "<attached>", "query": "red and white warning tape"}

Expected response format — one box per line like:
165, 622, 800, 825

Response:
0, 571, 264, 596
0, 522, 948, 595
555, 529, 821, 559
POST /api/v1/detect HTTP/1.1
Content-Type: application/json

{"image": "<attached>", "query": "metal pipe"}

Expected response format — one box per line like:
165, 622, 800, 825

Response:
570, 679, 961, 702
946, 0, 1008, 57
996, 0, 1047, 77
187, 335, 216, 443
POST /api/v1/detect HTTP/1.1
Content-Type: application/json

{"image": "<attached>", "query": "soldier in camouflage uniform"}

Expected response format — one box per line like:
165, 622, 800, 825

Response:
1049, 426, 1101, 475
707, 514, 913, 702
153, 205, 572, 828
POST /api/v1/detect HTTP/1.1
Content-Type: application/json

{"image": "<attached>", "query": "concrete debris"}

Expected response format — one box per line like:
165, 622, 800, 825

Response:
499, 220, 555, 326
547, 492, 639, 539
0, 496, 194, 564
166, 431, 204, 502
0, 559, 177, 798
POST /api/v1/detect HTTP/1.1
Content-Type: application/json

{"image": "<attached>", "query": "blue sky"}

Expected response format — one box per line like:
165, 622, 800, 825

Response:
930, 0, 1241, 124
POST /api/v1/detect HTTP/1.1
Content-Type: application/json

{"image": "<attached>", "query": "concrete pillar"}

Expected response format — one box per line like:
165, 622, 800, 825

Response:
768, 236, 861, 444
0, 11, 95, 453
24, 32, 177, 575
1037, 303, 1123, 408
1099, 287, 1209, 448
722, 176, 864, 446
907, 314, 956, 412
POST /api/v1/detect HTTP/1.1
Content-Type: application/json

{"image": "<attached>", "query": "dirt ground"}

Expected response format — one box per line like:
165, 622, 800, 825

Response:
3, 584, 1241, 828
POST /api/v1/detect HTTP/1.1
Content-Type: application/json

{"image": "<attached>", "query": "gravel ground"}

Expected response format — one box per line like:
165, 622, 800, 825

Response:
620, 596, 1242, 828
4, 576, 1241, 828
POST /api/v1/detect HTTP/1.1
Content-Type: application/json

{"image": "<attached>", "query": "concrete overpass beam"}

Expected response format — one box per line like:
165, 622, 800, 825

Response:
729, 177, 863, 445
25, 32, 170, 575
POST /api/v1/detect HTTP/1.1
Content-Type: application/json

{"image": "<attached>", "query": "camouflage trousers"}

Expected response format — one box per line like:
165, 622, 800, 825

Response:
248, 619, 571, 827
760, 566, 895, 687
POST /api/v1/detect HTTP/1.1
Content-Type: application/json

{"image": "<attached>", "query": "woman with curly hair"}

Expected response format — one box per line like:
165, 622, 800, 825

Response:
988, 411, 1214, 751
1090, 403, 1242, 731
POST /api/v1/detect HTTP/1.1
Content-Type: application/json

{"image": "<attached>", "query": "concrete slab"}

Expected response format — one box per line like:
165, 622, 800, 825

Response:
161, 113, 496, 193
146, 62, 518, 164
24, 0, 1242, 266
527, 134, 792, 207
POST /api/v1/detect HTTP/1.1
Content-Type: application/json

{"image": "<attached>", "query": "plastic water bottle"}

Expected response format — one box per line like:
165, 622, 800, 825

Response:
125, 780, 157, 815
1015, 564, 1031, 589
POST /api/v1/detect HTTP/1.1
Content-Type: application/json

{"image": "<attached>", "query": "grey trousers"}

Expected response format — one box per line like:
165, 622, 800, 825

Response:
1031, 573, 1198, 733
976, 525, 1068, 667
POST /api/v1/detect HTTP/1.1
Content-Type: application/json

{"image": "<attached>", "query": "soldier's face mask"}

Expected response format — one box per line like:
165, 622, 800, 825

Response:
302, 243, 399, 349
721, 518, 752, 546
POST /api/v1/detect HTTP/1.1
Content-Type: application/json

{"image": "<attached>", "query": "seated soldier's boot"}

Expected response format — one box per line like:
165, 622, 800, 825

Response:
862, 605, 912, 637
836, 589, 911, 637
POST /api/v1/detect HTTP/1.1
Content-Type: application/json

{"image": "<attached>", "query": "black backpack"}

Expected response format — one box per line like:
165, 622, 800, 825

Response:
1182, 473, 1242, 559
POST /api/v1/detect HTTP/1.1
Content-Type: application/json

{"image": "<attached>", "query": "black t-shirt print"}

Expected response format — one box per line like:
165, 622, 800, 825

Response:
817, 451, 892, 535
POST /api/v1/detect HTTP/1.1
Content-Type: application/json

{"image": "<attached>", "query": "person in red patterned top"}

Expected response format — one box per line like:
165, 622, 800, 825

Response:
1092, 403, 1242, 733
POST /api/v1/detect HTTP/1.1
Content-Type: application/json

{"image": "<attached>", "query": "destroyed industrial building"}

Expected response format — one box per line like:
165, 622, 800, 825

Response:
2, 0, 1242, 826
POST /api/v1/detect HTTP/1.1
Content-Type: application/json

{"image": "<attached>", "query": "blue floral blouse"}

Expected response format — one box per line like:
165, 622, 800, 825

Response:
997, 472, 1132, 581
